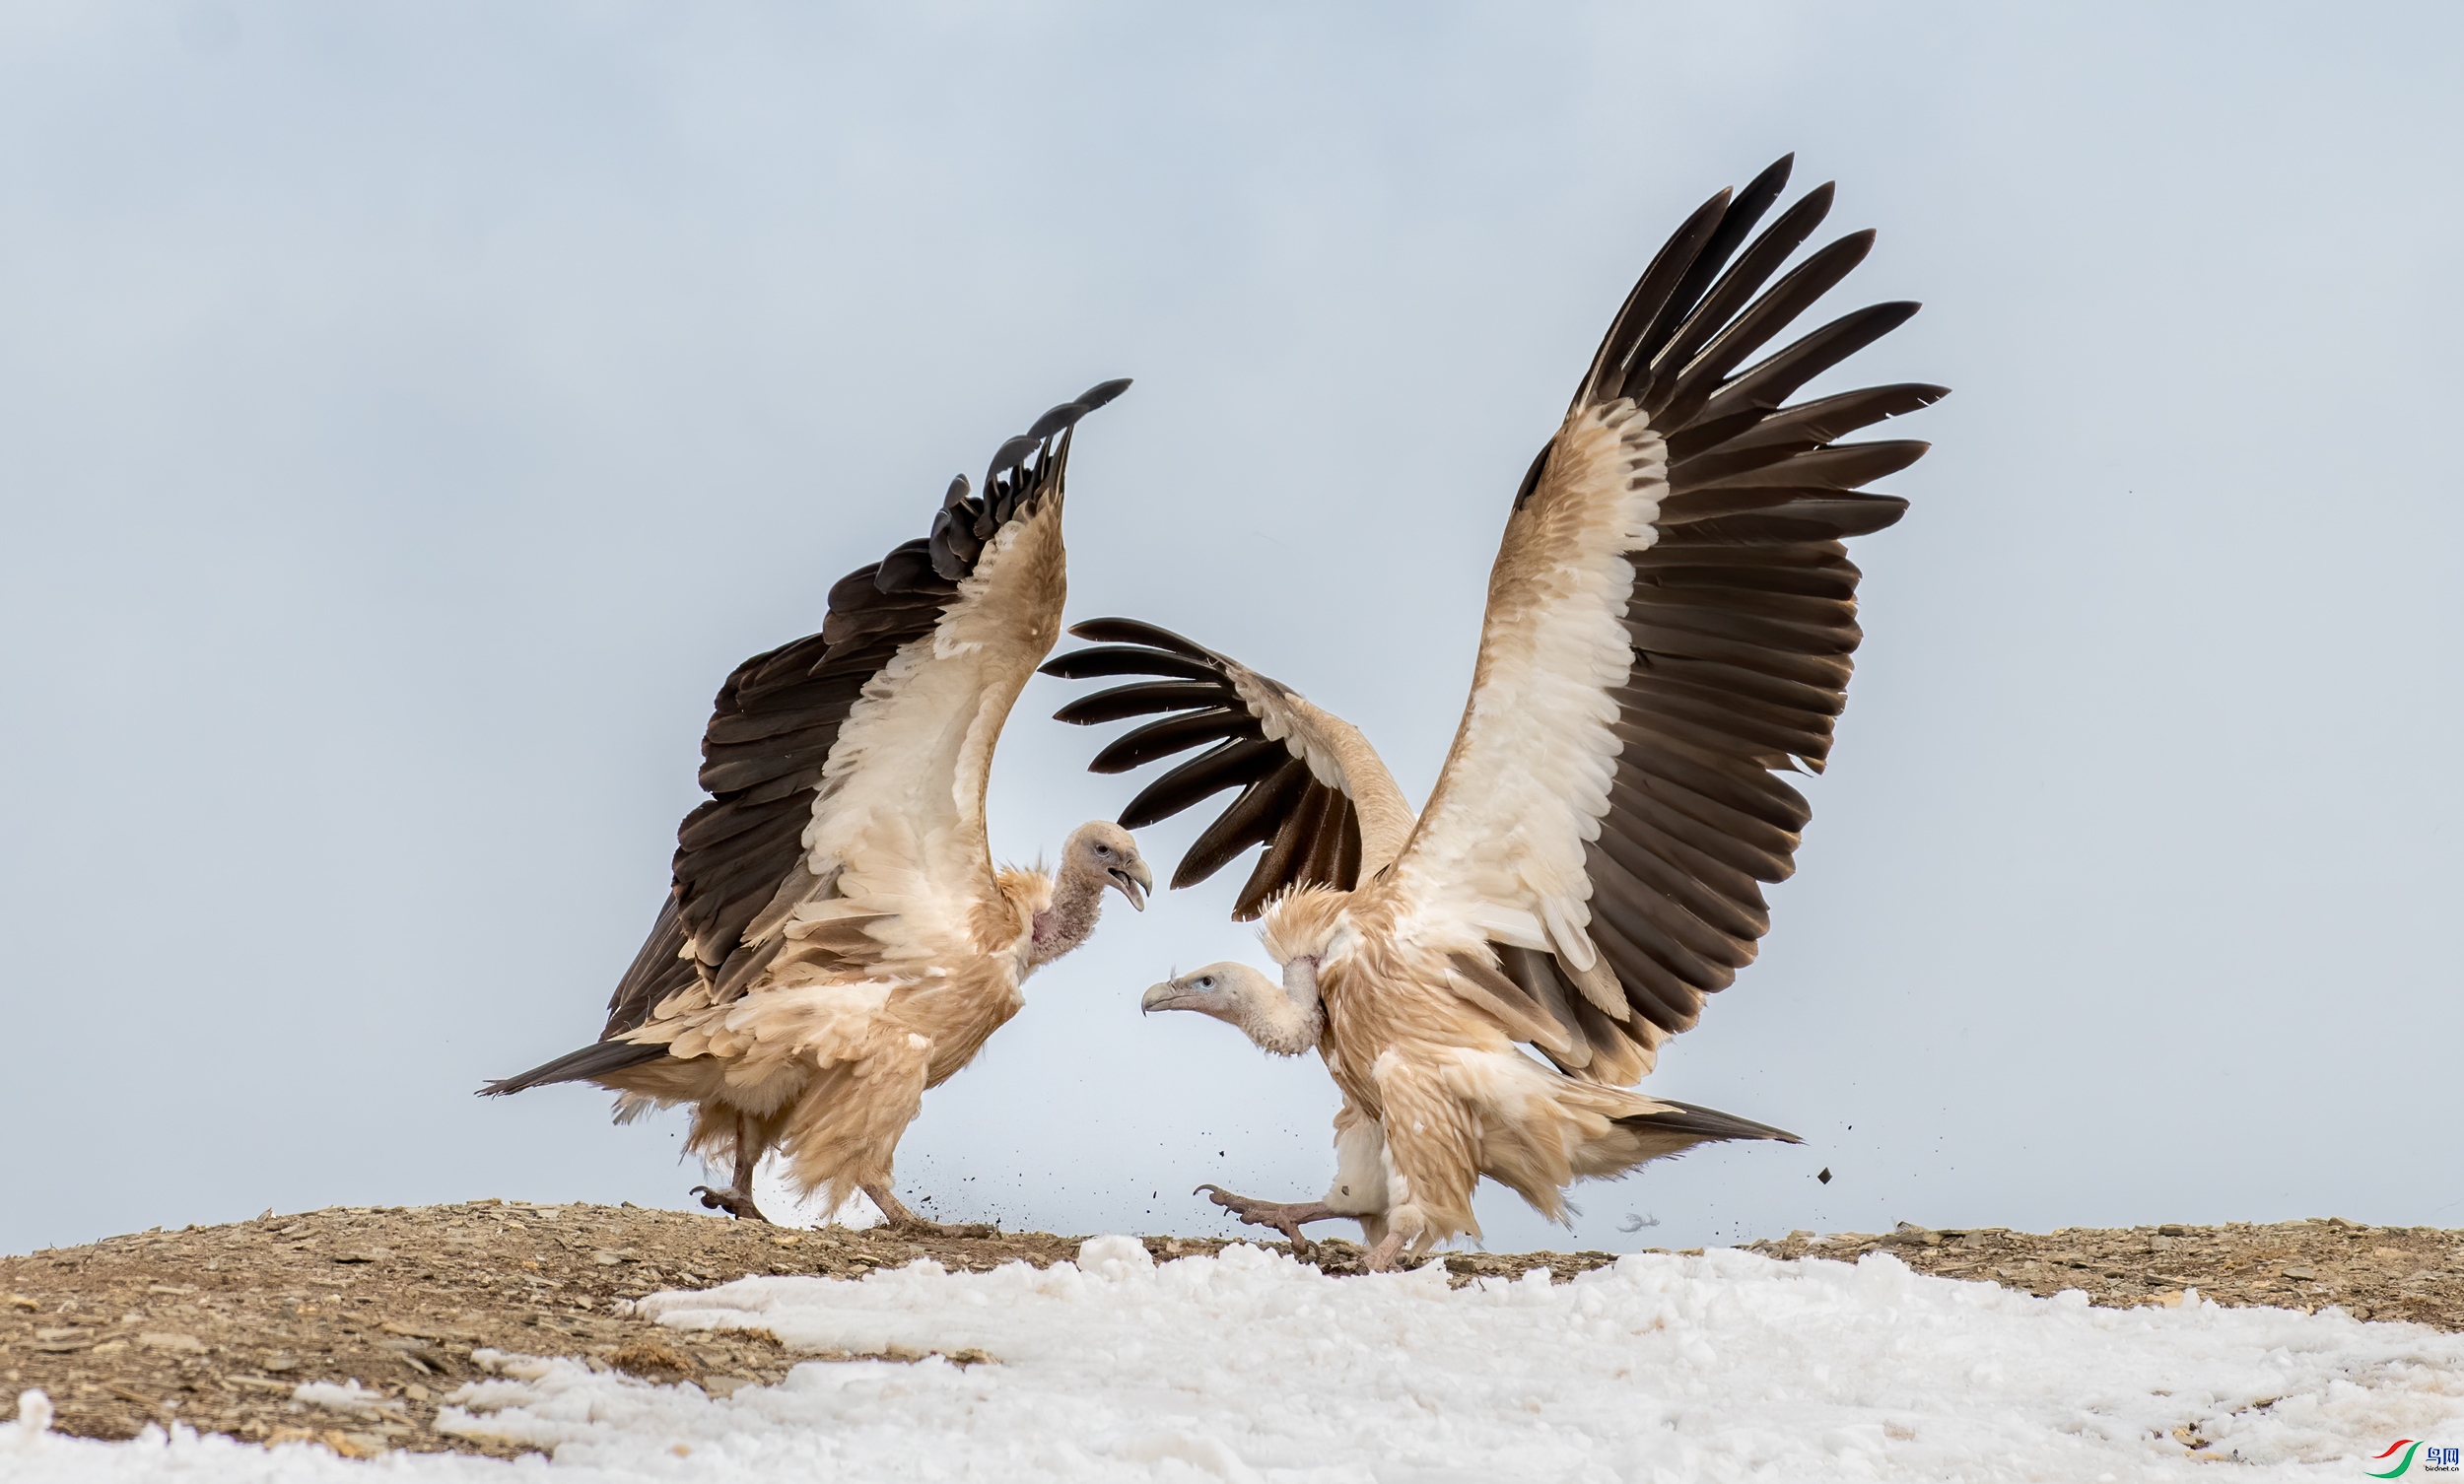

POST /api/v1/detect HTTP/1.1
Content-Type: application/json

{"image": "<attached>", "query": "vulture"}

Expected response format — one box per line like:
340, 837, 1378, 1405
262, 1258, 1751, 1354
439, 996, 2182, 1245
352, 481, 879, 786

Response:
484, 381, 1153, 1231
1045, 157, 1938, 1269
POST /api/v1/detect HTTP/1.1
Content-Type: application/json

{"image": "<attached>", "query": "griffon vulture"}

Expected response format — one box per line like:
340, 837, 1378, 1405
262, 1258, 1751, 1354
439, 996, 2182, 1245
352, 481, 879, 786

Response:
1046, 158, 1937, 1269
485, 381, 1152, 1231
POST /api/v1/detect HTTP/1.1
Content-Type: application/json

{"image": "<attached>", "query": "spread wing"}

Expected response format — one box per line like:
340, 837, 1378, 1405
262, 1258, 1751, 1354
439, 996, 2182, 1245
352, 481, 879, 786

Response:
484, 380, 1129, 1094
632, 378, 1131, 1018
1385, 155, 1941, 1084
1040, 620, 1415, 920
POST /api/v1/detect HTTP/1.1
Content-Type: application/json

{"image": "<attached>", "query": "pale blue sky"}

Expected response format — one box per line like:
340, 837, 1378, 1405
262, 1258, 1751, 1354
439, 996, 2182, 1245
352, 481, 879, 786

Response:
3, 2, 2458, 1255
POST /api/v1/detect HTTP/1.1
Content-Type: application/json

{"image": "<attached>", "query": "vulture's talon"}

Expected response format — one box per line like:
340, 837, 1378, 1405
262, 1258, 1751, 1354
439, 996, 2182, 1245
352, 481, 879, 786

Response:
691, 1185, 771, 1224
1195, 1185, 1326, 1254
863, 1182, 996, 1239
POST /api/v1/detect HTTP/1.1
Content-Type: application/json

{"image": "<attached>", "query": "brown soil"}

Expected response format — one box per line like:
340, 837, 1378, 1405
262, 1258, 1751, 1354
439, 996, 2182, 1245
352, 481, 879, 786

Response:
4, 1203, 2456, 1460
1739, 1218, 2464, 1327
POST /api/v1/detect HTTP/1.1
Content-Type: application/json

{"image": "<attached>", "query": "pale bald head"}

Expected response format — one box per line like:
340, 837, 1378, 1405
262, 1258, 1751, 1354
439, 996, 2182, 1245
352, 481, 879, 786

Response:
1140, 960, 1321, 1057
1062, 819, 1151, 911
1022, 821, 1151, 969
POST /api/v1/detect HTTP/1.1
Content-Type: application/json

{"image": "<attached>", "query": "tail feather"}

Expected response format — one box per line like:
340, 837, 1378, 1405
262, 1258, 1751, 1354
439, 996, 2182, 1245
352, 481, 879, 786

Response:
1621, 1099, 1802, 1146
478, 1039, 670, 1097
1570, 1096, 1800, 1179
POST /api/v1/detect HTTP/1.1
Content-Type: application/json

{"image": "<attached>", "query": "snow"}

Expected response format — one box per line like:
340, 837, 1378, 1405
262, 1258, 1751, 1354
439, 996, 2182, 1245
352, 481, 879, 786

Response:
9, 1240, 2464, 1481
294, 1382, 410, 1419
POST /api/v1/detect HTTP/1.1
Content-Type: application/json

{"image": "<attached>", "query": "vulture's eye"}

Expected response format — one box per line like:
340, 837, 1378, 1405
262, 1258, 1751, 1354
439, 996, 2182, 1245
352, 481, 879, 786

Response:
1095, 843, 1114, 858
1193, 976, 1214, 990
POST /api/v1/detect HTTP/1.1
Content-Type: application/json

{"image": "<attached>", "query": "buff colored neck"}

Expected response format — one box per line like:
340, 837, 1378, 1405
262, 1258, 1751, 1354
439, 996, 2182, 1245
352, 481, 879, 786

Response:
1242, 958, 1324, 1056
1027, 857, 1109, 968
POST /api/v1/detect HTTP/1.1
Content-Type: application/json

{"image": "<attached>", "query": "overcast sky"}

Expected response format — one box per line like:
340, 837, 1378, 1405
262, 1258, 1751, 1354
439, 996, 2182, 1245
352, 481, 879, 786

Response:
3, 2, 2458, 1258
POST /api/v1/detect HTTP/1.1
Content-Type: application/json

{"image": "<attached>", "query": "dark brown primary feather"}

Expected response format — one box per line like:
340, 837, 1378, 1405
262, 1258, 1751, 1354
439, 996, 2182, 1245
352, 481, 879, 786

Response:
1120, 736, 1288, 828
1039, 645, 1224, 685
483, 379, 1130, 1096
1089, 708, 1266, 774
1525, 155, 1940, 1065
1040, 620, 1364, 919
1177, 756, 1311, 888
1052, 682, 1229, 726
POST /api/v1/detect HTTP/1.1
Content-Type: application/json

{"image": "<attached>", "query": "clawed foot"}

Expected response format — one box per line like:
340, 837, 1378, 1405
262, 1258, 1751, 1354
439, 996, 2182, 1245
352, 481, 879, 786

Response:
862, 1182, 996, 1239
1196, 1184, 1335, 1255
691, 1185, 771, 1223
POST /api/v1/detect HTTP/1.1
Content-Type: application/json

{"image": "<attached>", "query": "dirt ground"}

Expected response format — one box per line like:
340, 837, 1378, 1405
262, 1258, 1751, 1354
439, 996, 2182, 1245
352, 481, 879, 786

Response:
1737, 1218, 2464, 1326
4, 1202, 2456, 1460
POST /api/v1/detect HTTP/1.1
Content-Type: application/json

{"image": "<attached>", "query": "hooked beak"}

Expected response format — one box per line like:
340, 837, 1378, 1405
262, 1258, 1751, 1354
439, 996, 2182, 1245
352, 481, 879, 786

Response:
1107, 859, 1152, 912
1140, 978, 1198, 1015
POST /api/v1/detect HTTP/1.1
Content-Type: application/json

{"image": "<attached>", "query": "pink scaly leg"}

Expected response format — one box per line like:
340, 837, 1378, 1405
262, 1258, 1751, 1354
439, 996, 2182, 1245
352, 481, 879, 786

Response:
1196, 1184, 1354, 1255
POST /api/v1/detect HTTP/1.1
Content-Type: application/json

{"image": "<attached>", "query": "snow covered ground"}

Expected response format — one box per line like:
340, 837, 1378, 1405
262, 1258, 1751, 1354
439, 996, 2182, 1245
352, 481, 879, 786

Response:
9, 1239, 2463, 1481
